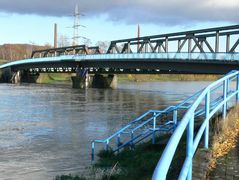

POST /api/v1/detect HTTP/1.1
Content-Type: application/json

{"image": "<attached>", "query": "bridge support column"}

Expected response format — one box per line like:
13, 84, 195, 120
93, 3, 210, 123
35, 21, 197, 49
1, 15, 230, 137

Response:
71, 68, 90, 88
11, 70, 21, 83
21, 71, 39, 83
71, 75, 91, 88
10, 70, 39, 84
0, 68, 12, 83
92, 74, 117, 89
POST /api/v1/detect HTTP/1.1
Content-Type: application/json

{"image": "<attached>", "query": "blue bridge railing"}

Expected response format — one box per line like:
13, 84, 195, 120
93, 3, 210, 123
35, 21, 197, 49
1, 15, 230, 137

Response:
91, 70, 239, 167
153, 70, 239, 179
91, 89, 202, 160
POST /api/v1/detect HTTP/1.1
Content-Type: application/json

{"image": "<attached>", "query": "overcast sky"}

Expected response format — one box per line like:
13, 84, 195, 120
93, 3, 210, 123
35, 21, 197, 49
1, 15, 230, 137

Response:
0, 0, 237, 45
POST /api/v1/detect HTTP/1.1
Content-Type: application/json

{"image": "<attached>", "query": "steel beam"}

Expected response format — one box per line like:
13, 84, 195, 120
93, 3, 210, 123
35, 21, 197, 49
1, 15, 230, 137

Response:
192, 37, 205, 53
215, 31, 219, 52
177, 39, 187, 52
229, 38, 239, 52
204, 39, 214, 53
110, 24, 239, 44
188, 37, 192, 53
165, 37, 168, 52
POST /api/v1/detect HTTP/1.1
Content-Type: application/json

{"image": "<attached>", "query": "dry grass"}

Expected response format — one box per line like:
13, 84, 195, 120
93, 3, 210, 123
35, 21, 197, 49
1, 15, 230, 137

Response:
208, 105, 239, 171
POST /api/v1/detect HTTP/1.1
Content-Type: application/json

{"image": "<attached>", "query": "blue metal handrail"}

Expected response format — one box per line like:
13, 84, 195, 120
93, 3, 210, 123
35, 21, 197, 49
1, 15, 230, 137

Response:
91, 82, 207, 161
152, 70, 239, 180
91, 73, 234, 161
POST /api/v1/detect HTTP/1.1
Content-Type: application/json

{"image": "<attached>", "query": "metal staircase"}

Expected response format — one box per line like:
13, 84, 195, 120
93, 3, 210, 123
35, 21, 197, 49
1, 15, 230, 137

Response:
91, 73, 237, 161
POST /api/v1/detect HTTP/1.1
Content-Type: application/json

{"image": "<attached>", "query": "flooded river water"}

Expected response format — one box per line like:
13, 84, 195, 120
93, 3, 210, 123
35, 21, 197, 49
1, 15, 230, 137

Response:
0, 81, 211, 180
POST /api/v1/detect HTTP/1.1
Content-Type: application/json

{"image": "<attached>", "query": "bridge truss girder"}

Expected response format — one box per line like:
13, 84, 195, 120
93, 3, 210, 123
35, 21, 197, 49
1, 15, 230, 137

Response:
31, 45, 102, 58
107, 25, 239, 54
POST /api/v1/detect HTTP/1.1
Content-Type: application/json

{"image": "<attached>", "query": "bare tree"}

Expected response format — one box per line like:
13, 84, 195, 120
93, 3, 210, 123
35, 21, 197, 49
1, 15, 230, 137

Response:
58, 35, 71, 47
82, 38, 92, 46
96, 41, 110, 53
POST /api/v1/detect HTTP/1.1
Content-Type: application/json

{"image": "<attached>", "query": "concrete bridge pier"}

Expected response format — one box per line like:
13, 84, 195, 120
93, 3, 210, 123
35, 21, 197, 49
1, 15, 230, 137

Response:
0, 68, 13, 83
0, 69, 39, 84
92, 74, 117, 89
71, 67, 117, 89
11, 70, 39, 84
21, 71, 39, 83
71, 75, 91, 88
11, 70, 21, 83
71, 68, 91, 88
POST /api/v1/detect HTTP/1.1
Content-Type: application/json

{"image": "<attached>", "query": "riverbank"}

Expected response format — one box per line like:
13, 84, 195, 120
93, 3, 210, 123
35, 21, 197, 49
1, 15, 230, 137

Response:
54, 105, 239, 180
55, 134, 187, 180
207, 105, 239, 179
118, 74, 220, 82
36, 73, 72, 84
36, 74, 220, 85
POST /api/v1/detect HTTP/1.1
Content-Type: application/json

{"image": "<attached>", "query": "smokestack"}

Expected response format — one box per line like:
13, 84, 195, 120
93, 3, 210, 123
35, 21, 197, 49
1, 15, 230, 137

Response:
54, 23, 58, 48
137, 24, 140, 51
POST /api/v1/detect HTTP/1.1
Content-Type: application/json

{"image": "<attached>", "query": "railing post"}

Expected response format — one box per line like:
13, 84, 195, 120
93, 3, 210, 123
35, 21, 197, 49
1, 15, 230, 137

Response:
117, 134, 121, 152
223, 79, 228, 119
105, 140, 109, 151
173, 109, 177, 130
91, 142, 95, 161
237, 75, 239, 103
152, 112, 156, 144
204, 92, 210, 149
131, 131, 134, 148
186, 113, 194, 180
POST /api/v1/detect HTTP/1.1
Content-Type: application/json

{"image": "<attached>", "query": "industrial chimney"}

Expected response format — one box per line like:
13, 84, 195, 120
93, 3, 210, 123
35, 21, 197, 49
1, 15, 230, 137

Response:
54, 23, 58, 48
137, 24, 140, 51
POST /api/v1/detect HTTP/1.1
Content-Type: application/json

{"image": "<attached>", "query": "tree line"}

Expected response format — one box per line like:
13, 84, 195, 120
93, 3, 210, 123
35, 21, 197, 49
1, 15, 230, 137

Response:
0, 41, 110, 61
0, 44, 50, 61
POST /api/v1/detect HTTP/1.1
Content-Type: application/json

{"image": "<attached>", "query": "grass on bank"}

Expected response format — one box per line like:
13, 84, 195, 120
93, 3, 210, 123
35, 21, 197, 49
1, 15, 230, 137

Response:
54, 133, 187, 180
37, 73, 220, 84
36, 73, 72, 84
88, 107, 239, 180
54, 106, 239, 180
118, 74, 220, 82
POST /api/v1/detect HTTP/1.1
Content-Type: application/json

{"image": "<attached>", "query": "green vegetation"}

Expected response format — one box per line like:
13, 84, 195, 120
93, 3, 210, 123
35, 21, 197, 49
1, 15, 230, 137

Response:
118, 74, 221, 82
37, 73, 220, 84
55, 134, 186, 180
36, 73, 72, 84
93, 136, 186, 180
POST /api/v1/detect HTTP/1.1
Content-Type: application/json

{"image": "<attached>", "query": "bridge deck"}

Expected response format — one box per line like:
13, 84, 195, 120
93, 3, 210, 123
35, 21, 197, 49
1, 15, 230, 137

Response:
2, 24, 239, 74
1, 52, 239, 74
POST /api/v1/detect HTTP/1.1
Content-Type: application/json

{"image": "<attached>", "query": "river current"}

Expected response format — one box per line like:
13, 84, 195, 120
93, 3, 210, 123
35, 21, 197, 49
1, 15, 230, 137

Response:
0, 81, 211, 180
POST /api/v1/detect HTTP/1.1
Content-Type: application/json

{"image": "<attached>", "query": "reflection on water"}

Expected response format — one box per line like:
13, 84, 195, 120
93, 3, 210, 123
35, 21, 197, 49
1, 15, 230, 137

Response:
0, 81, 211, 179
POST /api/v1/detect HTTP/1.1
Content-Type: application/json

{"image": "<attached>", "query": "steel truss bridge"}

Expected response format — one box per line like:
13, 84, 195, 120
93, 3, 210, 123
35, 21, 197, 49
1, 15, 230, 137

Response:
1, 24, 239, 74
1, 25, 239, 180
